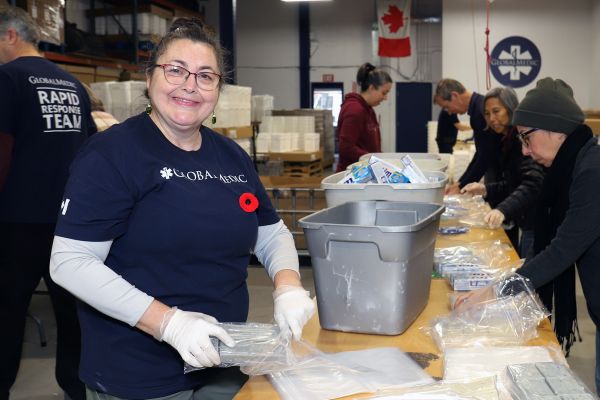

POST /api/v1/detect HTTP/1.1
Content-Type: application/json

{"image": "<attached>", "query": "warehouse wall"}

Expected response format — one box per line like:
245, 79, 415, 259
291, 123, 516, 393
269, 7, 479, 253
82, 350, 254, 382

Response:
233, 0, 442, 152
442, 0, 597, 109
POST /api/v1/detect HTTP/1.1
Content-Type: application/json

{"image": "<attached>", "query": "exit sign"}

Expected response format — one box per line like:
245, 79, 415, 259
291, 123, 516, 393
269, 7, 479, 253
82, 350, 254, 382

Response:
322, 74, 334, 82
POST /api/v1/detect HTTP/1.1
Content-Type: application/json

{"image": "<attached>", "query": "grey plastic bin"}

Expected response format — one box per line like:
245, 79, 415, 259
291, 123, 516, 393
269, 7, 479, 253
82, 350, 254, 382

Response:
299, 200, 444, 335
355, 152, 449, 172
322, 170, 447, 207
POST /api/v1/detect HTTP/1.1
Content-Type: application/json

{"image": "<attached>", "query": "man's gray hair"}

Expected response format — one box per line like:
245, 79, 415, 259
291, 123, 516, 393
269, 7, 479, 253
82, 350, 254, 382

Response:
434, 78, 466, 102
0, 5, 40, 46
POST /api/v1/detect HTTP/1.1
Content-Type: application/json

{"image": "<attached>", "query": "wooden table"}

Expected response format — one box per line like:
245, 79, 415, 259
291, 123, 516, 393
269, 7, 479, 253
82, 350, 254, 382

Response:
235, 225, 559, 399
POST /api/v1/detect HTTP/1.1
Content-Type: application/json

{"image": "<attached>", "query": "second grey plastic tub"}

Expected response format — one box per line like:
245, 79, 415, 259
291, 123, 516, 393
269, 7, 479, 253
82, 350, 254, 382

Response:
322, 170, 447, 207
356, 152, 450, 172
299, 200, 444, 335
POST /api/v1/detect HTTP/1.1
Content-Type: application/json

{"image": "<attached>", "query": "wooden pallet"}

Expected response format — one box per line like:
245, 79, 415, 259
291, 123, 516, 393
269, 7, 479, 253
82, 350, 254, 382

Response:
283, 160, 323, 177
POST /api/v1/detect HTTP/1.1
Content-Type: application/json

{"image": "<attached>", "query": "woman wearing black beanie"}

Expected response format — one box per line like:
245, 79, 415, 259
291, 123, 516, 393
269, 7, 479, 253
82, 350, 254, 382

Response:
460, 77, 600, 396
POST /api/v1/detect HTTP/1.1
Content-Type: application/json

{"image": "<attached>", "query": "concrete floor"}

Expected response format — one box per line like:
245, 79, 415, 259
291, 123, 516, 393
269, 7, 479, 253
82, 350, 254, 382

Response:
9, 267, 597, 399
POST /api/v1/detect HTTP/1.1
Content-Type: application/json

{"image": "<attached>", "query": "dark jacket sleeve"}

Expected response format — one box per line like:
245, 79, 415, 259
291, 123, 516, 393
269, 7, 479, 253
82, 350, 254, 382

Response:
458, 130, 497, 187
487, 156, 544, 222
517, 166, 600, 288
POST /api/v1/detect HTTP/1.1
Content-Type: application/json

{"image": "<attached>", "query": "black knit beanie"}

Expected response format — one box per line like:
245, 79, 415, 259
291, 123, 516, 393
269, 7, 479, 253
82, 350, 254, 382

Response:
512, 77, 585, 134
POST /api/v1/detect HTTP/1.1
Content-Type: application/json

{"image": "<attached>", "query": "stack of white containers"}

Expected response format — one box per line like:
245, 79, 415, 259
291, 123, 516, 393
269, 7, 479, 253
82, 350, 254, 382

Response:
89, 81, 114, 116
251, 95, 274, 123
258, 115, 320, 153
204, 84, 252, 129
90, 81, 148, 123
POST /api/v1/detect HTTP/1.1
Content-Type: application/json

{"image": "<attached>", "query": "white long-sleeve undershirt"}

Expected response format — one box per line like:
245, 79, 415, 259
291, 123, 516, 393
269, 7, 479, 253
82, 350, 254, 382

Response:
49, 219, 299, 326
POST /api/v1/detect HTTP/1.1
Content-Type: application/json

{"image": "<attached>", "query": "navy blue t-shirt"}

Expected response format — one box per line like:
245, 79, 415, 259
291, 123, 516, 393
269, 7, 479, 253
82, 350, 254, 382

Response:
55, 113, 279, 398
0, 56, 96, 223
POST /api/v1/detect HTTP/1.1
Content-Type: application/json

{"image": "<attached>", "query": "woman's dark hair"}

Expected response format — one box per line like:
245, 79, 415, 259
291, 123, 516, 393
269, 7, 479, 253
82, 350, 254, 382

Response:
145, 17, 230, 90
356, 63, 392, 92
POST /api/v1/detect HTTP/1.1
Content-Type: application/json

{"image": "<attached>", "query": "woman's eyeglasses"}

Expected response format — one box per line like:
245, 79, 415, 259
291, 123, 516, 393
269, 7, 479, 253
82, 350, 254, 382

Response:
155, 64, 221, 91
517, 128, 539, 147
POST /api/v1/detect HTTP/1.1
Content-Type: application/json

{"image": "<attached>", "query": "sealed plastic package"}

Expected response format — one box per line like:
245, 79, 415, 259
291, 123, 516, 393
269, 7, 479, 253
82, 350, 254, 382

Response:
434, 241, 518, 292
500, 362, 596, 399
183, 322, 295, 375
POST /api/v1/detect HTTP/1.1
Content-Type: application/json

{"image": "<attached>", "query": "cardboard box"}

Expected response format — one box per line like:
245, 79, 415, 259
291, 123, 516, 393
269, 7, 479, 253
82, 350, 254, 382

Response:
585, 118, 600, 135
212, 126, 254, 139
584, 109, 600, 119
95, 67, 121, 83
17, 0, 65, 45
56, 63, 95, 85
267, 149, 323, 163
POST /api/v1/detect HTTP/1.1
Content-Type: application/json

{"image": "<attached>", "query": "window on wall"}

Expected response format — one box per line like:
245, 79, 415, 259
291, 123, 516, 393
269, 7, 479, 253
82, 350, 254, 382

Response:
311, 82, 344, 127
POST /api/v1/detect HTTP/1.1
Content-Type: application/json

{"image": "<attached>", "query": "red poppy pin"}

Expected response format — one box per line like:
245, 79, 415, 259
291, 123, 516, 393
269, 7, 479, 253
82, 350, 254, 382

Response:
239, 192, 259, 213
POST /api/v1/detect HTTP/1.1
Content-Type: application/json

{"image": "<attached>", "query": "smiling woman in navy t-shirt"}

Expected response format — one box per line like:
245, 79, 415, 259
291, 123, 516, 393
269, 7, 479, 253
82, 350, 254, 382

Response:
49, 18, 314, 400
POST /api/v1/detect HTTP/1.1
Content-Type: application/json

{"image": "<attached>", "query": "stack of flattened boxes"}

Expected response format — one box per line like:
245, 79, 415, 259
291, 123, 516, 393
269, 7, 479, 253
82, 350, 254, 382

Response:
271, 109, 335, 168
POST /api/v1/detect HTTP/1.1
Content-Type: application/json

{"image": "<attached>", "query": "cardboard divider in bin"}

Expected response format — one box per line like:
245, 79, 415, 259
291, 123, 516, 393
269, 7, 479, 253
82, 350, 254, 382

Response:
321, 170, 447, 207
298, 200, 445, 335
355, 152, 450, 172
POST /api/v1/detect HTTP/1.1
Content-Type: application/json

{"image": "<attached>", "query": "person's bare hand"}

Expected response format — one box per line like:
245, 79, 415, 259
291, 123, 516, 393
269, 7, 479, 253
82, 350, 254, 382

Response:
453, 286, 495, 310
460, 182, 486, 196
445, 182, 461, 195
484, 209, 505, 229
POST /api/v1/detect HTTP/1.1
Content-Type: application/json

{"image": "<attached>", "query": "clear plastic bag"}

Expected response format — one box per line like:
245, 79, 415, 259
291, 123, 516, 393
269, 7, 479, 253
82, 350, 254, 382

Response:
363, 376, 500, 400
268, 341, 434, 400
442, 194, 492, 228
434, 241, 517, 292
427, 273, 550, 350
443, 344, 567, 382
442, 194, 483, 221
183, 322, 296, 375
499, 362, 596, 400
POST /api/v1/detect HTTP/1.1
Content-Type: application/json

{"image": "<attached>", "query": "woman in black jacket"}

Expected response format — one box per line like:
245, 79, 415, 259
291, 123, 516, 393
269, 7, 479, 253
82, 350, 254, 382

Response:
461, 87, 544, 256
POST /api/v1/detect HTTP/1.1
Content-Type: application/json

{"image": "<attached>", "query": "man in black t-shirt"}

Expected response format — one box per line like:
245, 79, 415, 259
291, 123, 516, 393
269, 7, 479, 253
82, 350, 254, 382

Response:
435, 109, 472, 154
0, 6, 96, 400
434, 78, 502, 194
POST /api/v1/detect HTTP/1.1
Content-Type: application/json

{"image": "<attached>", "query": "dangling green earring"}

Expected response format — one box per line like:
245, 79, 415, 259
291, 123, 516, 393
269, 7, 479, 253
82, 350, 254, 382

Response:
211, 111, 216, 124
145, 104, 152, 115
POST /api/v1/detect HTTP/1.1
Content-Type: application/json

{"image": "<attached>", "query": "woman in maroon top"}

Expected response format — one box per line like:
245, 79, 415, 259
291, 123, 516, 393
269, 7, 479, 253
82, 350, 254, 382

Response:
336, 63, 393, 172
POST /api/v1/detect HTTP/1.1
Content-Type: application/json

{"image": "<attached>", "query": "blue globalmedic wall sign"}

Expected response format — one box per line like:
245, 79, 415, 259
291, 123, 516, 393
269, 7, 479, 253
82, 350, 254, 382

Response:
490, 36, 541, 88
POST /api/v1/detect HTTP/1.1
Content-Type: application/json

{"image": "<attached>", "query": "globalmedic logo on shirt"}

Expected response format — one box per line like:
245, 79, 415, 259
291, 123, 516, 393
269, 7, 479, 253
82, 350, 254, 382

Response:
490, 36, 541, 88
29, 76, 84, 133
160, 167, 247, 183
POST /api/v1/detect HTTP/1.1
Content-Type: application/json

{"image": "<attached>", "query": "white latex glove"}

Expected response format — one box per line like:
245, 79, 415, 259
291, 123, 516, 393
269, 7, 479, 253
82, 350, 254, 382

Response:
159, 308, 235, 368
484, 209, 505, 229
273, 285, 315, 340
460, 182, 486, 196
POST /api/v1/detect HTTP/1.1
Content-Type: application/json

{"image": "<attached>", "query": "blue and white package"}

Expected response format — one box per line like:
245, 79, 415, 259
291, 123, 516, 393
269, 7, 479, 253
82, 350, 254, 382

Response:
368, 156, 410, 183
399, 154, 429, 183
439, 226, 470, 235
338, 163, 374, 184
369, 158, 409, 183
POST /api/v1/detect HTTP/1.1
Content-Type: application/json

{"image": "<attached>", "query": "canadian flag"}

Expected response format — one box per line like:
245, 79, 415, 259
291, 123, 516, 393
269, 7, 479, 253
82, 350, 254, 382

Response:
377, 0, 412, 58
